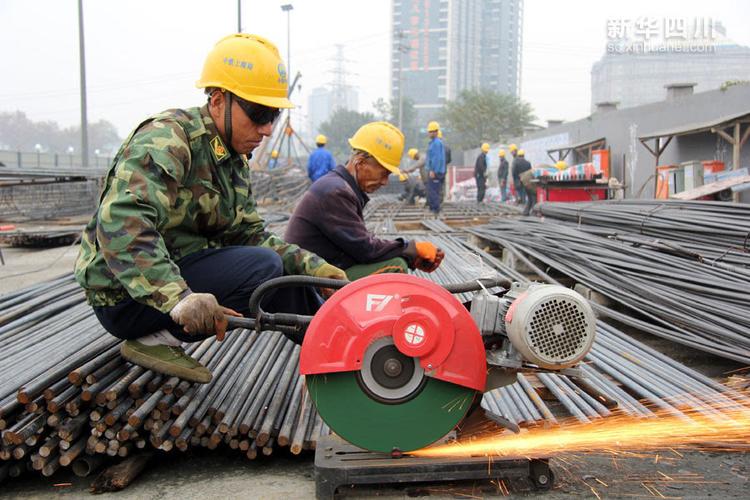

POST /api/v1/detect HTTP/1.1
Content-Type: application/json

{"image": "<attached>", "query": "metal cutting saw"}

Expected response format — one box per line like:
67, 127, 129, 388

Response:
230, 273, 596, 454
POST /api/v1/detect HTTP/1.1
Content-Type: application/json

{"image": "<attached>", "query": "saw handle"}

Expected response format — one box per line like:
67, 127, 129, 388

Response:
247, 276, 350, 315
228, 275, 512, 339
246, 275, 511, 314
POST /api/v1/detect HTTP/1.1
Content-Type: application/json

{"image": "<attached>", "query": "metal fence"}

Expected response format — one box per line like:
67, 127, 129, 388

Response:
0, 150, 113, 170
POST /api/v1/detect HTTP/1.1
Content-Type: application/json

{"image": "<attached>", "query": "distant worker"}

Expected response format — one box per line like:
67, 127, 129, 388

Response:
286, 122, 445, 280
475, 143, 490, 203
307, 134, 336, 182
555, 160, 568, 170
509, 144, 525, 205
497, 149, 509, 202
514, 149, 536, 216
425, 121, 446, 214
268, 149, 279, 169
438, 129, 451, 203
400, 148, 426, 205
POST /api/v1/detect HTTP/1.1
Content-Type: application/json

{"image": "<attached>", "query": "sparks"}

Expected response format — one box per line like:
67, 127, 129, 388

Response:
414, 405, 750, 459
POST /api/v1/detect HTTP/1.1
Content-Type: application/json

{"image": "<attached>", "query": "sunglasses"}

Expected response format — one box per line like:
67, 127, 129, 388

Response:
234, 97, 282, 126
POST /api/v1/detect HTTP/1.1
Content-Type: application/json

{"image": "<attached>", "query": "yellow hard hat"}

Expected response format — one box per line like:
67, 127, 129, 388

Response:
518, 149, 525, 156
271, 150, 279, 158
315, 134, 327, 145
427, 121, 440, 132
498, 149, 506, 157
509, 144, 518, 151
407, 148, 418, 160
196, 33, 293, 109
348, 121, 406, 180
437, 130, 444, 139
555, 160, 567, 169
481, 143, 490, 153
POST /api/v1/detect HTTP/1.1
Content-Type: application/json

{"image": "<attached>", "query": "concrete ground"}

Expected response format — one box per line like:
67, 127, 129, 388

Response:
0, 244, 79, 294
1, 244, 748, 499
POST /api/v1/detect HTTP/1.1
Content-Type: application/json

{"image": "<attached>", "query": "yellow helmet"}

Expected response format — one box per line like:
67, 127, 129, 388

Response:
498, 149, 506, 157
481, 143, 490, 153
407, 148, 418, 160
196, 33, 293, 109
555, 160, 567, 170
315, 134, 327, 145
518, 149, 525, 156
348, 121, 406, 180
437, 130, 443, 139
509, 144, 518, 152
427, 121, 440, 132
271, 150, 279, 158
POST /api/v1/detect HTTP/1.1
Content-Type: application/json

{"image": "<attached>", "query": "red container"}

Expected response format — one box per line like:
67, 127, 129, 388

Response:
702, 160, 725, 175
540, 186, 608, 202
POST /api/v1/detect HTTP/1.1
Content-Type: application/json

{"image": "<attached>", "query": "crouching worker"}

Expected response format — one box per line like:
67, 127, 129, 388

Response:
285, 121, 445, 280
74, 34, 346, 384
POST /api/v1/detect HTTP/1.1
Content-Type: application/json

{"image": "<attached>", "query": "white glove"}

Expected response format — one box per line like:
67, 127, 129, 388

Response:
169, 292, 240, 340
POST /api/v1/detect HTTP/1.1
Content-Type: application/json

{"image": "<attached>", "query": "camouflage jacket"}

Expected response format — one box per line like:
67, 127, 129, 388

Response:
75, 105, 326, 313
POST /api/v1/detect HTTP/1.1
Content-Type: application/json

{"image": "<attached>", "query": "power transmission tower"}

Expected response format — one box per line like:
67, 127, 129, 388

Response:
328, 44, 355, 111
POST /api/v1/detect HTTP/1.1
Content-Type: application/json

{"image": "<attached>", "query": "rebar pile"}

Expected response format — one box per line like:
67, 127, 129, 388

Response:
0, 228, 82, 248
250, 166, 310, 211
0, 181, 100, 222
468, 217, 750, 363
2, 205, 749, 485
0, 277, 326, 482
364, 196, 519, 232
402, 233, 750, 427
536, 200, 750, 267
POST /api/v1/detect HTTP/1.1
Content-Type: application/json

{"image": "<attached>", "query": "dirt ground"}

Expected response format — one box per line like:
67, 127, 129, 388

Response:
2, 446, 748, 499
1, 245, 748, 499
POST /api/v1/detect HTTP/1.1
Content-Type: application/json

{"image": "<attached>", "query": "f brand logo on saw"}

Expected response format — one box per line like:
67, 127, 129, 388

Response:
365, 294, 393, 312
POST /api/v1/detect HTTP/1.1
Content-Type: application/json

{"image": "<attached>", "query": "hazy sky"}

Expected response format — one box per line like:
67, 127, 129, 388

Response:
1, 0, 749, 141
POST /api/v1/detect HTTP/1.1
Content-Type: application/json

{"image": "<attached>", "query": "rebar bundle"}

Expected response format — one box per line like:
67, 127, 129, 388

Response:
536, 200, 750, 267
0, 277, 326, 482
469, 216, 750, 363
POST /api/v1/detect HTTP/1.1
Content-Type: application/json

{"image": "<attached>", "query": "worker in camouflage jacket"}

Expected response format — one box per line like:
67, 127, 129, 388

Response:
75, 34, 347, 384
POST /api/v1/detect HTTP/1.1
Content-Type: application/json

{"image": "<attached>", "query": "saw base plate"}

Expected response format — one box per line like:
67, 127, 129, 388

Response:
314, 434, 553, 500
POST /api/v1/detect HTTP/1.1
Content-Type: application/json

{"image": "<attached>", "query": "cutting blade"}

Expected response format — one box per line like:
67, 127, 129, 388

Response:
307, 337, 476, 453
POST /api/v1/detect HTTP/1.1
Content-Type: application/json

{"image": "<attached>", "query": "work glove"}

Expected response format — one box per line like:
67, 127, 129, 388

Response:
311, 262, 348, 298
404, 241, 445, 273
169, 292, 241, 341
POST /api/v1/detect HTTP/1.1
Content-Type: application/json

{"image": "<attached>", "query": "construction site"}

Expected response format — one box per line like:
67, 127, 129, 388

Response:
2, 1, 750, 499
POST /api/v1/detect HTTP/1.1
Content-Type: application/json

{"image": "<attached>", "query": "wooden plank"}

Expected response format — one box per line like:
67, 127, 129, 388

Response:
670, 175, 750, 200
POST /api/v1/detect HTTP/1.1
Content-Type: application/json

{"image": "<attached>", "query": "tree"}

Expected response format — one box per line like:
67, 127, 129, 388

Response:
318, 108, 375, 160
372, 97, 419, 152
0, 111, 122, 155
440, 89, 536, 151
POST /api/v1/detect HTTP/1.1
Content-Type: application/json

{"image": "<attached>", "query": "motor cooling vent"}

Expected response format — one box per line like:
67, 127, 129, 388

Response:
506, 284, 596, 369
527, 296, 592, 362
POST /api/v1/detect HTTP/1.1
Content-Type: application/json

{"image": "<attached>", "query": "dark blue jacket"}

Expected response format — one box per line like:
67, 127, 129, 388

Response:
307, 147, 336, 182
285, 165, 408, 269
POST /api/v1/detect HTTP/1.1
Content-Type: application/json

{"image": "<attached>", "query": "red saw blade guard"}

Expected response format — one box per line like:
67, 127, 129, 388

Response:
299, 274, 486, 392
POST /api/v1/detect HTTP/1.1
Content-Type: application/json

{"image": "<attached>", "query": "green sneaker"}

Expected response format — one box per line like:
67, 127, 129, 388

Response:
120, 341, 212, 384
